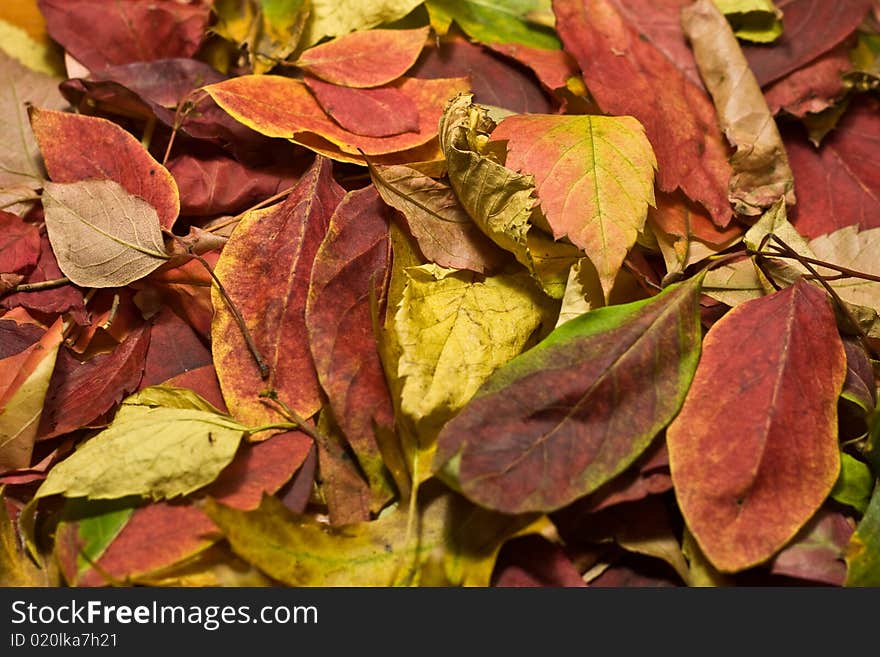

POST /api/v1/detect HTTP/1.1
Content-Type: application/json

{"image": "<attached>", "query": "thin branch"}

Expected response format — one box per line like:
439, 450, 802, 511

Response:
165, 231, 270, 379
3, 277, 70, 294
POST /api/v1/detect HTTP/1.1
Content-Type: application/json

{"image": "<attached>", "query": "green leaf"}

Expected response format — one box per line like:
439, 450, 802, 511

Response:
832, 453, 875, 514
712, 0, 782, 43
41, 179, 170, 288
396, 263, 555, 445
57, 498, 137, 579
435, 274, 705, 514
846, 482, 880, 586
32, 391, 249, 502
426, 0, 560, 49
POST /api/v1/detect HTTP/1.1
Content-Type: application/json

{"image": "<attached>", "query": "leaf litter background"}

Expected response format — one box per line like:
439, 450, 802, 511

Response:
1, 0, 880, 587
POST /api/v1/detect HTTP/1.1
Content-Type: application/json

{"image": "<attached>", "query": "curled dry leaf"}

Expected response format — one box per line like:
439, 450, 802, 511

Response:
41, 179, 170, 288
304, 78, 420, 138
682, 0, 795, 216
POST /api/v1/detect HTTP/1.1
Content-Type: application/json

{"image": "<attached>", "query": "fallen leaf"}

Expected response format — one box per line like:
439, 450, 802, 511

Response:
713, 0, 782, 42
139, 308, 212, 389
434, 275, 704, 514
668, 280, 845, 573
784, 94, 880, 236
426, 0, 561, 49
770, 510, 853, 586
553, 0, 733, 227
301, 0, 424, 46
38, 324, 151, 439
214, 0, 309, 75
0, 489, 53, 585
683, 0, 795, 215
204, 74, 470, 159
846, 483, 880, 586
485, 41, 579, 92
0, 211, 40, 274
492, 113, 657, 298
368, 161, 508, 273
413, 36, 554, 114
41, 179, 171, 288
808, 225, 880, 315
32, 387, 251, 503
839, 339, 876, 415
763, 45, 851, 117
305, 186, 395, 502
37, 0, 210, 71
31, 107, 180, 230
296, 27, 428, 87
831, 453, 873, 514
212, 156, 343, 425
741, 0, 871, 86
0, 319, 63, 471
0, 51, 66, 209
304, 77, 420, 137
493, 535, 586, 586
397, 264, 555, 443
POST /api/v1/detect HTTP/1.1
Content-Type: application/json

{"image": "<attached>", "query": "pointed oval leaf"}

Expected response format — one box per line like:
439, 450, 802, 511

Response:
553, 0, 733, 227
668, 280, 846, 573
31, 107, 180, 230
41, 179, 169, 288
204, 75, 470, 159
434, 275, 705, 514
492, 113, 657, 299
296, 27, 428, 88
302, 0, 424, 46
212, 157, 344, 425
846, 484, 880, 586
426, 0, 561, 49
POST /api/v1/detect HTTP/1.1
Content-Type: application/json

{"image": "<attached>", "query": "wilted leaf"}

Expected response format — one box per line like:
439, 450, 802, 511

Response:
435, 275, 704, 514
668, 280, 845, 573
396, 264, 554, 443
304, 78, 420, 138
216, 0, 309, 75
846, 483, 880, 586
368, 162, 507, 273
839, 339, 876, 415
41, 179, 170, 288
1, 489, 53, 585
0, 319, 62, 471
33, 389, 250, 503
683, 0, 795, 215
486, 41, 579, 92
204, 74, 470, 159
553, 0, 733, 227
0, 50, 65, 207
493, 535, 586, 587
493, 113, 657, 298
741, 0, 872, 86
0, 211, 40, 274
37, 0, 210, 72
713, 0, 782, 42
296, 27, 428, 87
808, 226, 880, 314
38, 324, 150, 439
305, 187, 395, 502
763, 45, 851, 118
831, 453, 874, 514
212, 157, 343, 425
439, 94, 579, 298
426, 0, 560, 49
30, 107, 180, 230
140, 307, 212, 389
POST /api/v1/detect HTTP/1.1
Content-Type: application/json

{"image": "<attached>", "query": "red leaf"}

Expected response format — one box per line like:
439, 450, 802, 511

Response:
138, 253, 218, 340
306, 186, 394, 486
38, 0, 210, 71
769, 509, 853, 586
0, 212, 40, 274
742, 0, 871, 86
763, 45, 851, 118
212, 156, 344, 424
413, 37, 553, 114
305, 78, 420, 137
167, 151, 300, 217
162, 365, 228, 414
786, 96, 880, 238
139, 308, 211, 389
493, 536, 586, 587
552, 0, 732, 226
668, 280, 846, 572
30, 108, 180, 230
0, 233, 87, 323
37, 324, 150, 440
0, 319, 45, 360
486, 42, 580, 92
296, 27, 429, 88
648, 192, 742, 247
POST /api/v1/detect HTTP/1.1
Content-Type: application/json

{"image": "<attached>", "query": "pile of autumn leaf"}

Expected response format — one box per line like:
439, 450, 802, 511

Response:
1, 0, 880, 587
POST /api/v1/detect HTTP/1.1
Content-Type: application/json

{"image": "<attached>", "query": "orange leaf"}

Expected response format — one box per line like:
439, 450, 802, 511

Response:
295, 27, 429, 88
30, 107, 180, 230
203, 75, 469, 159
668, 280, 845, 572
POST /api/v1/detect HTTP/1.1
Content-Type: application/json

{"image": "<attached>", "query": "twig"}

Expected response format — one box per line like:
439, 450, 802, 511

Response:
3, 277, 70, 294
165, 231, 270, 379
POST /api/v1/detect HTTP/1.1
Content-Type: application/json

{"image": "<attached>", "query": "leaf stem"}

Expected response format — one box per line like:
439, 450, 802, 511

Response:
165, 231, 270, 379
3, 277, 71, 294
